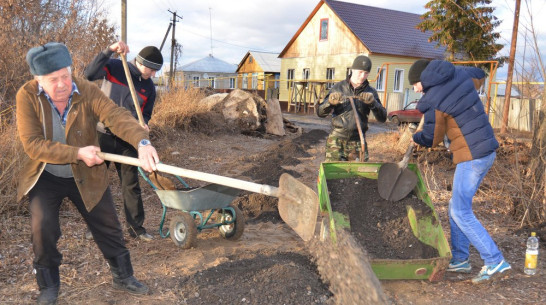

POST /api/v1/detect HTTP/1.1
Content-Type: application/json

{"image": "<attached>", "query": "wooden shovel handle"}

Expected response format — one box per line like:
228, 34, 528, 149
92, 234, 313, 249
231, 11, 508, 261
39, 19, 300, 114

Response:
120, 54, 145, 127
347, 97, 366, 160
96, 152, 279, 197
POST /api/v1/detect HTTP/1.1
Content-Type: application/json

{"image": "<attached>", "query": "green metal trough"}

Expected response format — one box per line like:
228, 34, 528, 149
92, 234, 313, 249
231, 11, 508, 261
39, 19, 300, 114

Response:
317, 162, 452, 281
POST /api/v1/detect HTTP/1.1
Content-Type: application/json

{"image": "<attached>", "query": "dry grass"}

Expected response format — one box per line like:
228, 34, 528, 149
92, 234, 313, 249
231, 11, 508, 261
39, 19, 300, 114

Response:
0, 112, 25, 215
150, 86, 208, 132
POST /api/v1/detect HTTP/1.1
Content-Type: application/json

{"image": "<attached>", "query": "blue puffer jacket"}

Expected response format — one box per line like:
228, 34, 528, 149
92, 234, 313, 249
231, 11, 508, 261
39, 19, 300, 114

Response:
412, 60, 498, 164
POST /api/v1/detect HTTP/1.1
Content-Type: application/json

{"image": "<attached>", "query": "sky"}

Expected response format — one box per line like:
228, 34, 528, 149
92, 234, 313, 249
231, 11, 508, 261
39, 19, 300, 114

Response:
101, 0, 546, 80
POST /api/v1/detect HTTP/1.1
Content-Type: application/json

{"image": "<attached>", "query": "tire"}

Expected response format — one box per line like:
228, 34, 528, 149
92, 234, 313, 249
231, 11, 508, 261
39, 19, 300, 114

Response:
169, 213, 197, 249
218, 204, 245, 240
391, 116, 400, 125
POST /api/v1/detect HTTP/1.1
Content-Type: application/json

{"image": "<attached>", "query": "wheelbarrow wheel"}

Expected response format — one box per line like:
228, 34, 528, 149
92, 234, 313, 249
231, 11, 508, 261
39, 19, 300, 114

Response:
218, 203, 245, 240
169, 213, 197, 249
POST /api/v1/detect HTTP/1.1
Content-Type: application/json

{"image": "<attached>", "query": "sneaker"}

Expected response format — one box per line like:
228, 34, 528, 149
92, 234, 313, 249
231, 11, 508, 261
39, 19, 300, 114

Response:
447, 259, 472, 273
471, 260, 511, 284
85, 229, 93, 240
138, 232, 154, 241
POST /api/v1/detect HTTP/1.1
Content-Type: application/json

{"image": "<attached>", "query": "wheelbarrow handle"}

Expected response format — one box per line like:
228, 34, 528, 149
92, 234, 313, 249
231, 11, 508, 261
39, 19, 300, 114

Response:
96, 152, 280, 197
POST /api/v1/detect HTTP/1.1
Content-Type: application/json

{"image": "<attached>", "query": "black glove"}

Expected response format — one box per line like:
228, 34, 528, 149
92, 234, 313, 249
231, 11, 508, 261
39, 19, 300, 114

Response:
358, 92, 375, 105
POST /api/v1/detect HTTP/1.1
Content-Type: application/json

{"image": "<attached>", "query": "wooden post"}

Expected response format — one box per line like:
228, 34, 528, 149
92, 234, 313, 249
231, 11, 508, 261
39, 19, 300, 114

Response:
501, 0, 521, 134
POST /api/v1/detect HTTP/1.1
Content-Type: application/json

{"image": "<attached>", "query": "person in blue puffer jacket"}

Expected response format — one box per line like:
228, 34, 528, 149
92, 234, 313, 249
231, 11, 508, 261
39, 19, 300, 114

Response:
408, 59, 511, 284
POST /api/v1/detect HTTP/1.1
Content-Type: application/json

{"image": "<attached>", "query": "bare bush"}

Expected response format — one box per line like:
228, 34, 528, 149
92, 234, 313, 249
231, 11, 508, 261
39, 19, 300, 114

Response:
150, 86, 233, 136
0, 111, 24, 215
0, 0, 116, 111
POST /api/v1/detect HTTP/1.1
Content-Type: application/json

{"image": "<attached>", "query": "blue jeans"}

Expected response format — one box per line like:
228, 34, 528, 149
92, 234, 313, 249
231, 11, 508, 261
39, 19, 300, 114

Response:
449, 152, 503, 266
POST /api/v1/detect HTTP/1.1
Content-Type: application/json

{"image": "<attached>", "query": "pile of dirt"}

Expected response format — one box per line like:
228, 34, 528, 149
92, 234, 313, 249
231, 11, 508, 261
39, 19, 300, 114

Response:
327, 177, 438, 259
177, 252, 331, 305
233, 129, 329, 223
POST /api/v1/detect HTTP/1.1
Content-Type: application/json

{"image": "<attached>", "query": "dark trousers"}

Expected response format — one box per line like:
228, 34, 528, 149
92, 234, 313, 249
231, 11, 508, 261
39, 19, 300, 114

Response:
98, 132, 146, 236
29, 171, 128, 269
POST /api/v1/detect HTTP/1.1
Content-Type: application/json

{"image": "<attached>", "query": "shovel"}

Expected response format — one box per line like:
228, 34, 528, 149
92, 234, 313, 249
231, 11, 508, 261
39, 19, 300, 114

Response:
120, 53, 146, 128
347, 96, 366, 161
377, 116, 424, 201
97, 152, 319, 241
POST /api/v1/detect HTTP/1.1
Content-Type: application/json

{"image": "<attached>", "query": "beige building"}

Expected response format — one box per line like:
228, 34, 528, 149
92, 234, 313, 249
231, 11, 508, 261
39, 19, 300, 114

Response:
279, 0, 445, 113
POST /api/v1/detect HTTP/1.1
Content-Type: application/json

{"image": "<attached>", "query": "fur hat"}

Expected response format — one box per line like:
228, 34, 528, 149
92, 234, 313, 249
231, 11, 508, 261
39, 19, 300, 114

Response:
408, 59, 430, 85
26, 42, 72, 76
351, 55, 372, 72
136, 46, 163, 70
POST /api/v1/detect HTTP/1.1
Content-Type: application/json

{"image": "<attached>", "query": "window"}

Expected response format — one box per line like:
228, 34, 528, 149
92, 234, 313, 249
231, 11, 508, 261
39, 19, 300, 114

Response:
243, 73, 248, 89
393, 69, 404, 92
302, 68, 310, 88
229, 77, 236, 89
249, 56, 253, 63
193, 76, 200, 87
302, 68, 310, 80
209, 77, 215, 88
274, 74, 280, 89
326, 68, 335, 89
376, 67, 386, 91
287, 69, 294, 89
320, 19, 329, 41
252, 73, 258, 89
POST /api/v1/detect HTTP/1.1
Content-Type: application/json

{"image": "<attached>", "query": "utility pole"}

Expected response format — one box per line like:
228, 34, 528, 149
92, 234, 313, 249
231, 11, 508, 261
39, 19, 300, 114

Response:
501, 0, 521, 134
168, 10, 182, 88
121, 0, 127, 42
209, 7, 213, 56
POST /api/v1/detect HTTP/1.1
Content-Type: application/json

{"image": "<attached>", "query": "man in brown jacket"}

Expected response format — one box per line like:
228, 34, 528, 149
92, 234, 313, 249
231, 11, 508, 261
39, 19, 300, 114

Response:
16, 42, 158, 304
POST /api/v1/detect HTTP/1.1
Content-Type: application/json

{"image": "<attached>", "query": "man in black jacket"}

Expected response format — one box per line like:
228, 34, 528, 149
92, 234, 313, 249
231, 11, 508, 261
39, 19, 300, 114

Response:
84, 41, 163, 241
317, 55, 387, 161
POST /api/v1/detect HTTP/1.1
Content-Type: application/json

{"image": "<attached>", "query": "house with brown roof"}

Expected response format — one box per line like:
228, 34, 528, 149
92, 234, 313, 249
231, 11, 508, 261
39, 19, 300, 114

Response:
279, 0, 445, 113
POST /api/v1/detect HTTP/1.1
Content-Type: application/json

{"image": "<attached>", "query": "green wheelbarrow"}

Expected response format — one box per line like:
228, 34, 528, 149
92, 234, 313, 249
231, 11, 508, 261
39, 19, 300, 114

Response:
137, 167, 244, 249
98, 152, 319, 247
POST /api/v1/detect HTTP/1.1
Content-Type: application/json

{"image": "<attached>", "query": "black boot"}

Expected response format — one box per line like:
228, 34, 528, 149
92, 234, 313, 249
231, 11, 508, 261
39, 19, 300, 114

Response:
107, 252, 149, 295
34, 266, 60, 305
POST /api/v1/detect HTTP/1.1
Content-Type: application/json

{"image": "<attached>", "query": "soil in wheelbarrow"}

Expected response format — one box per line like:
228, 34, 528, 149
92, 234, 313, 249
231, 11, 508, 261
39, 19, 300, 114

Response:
327, 177, 439, 259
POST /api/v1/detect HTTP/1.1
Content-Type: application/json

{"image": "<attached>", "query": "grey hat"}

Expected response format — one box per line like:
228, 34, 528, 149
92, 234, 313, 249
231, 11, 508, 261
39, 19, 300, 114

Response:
351, 55, 372, 72
136, 46, 163, 70
26, 42, 72, 76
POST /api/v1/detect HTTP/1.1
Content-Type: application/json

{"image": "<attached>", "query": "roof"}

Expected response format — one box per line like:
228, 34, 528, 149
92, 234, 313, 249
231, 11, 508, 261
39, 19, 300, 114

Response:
237, 51, 281, 73
250, 51, 281, 72
280, 0, 445, 59
180, 55, 237, 73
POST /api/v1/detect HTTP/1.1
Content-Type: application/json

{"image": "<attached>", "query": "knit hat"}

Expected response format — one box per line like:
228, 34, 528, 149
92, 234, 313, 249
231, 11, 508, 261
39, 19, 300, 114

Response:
26, 42, 72, 76
351, 55, 372, 72
408, 59, 430, 85
136, 46, 163, 70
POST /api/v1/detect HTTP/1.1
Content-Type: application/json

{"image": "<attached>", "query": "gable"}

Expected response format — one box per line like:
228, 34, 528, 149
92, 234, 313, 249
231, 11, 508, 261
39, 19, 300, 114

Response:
280, 1, 367, 58
280, 0, 444, 59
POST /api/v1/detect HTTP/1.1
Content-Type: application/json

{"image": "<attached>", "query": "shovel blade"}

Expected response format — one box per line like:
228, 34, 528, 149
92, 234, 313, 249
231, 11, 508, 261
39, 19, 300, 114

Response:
377, 163, 418, 201
277, 173, 319, 241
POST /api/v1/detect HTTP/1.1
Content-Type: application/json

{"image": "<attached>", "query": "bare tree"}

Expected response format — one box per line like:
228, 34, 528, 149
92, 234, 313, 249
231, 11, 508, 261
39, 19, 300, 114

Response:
514, 0, 546, 224
0, 0, 117, 112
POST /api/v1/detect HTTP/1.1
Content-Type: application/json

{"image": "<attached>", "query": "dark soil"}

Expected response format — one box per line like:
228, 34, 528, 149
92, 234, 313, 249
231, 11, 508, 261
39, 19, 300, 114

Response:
327, 177, 439, 259
179, 252, 331, 305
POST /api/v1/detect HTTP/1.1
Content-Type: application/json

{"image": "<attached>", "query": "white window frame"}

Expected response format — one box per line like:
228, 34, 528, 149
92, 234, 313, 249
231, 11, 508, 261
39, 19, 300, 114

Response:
229, 77, 236, 89
376, 67, 386, 92
192, 76, 200, 87
243, 73, 248, 89
252, 73, 258, 89
393, 69, 404, 93
274, 74, 280, 89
